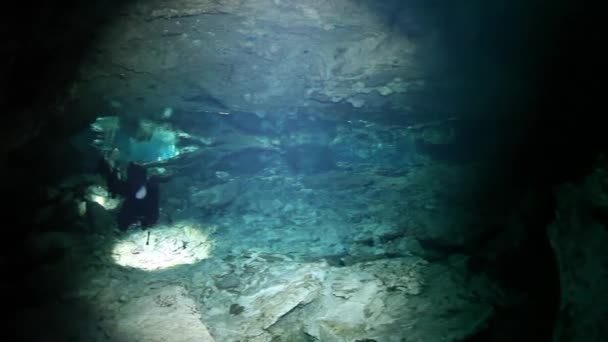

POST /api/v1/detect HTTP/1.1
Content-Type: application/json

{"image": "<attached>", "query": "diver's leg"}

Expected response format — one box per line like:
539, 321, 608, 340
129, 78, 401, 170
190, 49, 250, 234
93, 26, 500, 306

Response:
141, 185, 160, 228
117, 201, 135, 230
141, 206, 159, 228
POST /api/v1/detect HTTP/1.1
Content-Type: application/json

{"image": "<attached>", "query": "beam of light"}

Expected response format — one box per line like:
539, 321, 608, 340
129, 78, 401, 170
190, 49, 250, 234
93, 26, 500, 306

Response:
111, 221, 215, 271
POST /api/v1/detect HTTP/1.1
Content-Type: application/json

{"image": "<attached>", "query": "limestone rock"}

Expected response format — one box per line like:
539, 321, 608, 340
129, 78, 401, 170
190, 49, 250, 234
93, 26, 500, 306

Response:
114, 285, 215, 342
190, 180, 240, 211
201, 261, 328, 342
303, 257, 495, 342
215, 273, 241, 290
238, 263, 326, 335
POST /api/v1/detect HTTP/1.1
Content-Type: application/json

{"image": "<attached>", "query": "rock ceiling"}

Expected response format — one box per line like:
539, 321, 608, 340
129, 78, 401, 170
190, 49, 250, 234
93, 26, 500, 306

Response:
70, 0, 440, 126
2, 0, 525, 156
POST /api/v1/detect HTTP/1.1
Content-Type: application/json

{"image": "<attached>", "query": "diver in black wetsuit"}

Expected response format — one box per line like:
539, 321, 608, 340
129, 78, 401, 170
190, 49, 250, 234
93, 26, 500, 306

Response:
98, 159, 169, 230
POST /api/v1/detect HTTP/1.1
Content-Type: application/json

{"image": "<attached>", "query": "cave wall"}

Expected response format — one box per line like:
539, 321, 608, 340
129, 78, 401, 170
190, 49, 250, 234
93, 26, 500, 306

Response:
0, 1, 133, 158
549, 158, 608, 341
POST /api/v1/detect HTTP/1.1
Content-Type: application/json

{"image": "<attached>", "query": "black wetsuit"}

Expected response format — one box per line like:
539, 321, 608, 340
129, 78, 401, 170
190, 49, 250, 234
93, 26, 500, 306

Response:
98, 160, 166, 230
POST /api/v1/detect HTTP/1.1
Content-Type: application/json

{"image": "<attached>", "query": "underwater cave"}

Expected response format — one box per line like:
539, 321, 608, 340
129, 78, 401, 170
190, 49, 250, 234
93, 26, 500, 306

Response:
1, 0, 605, 341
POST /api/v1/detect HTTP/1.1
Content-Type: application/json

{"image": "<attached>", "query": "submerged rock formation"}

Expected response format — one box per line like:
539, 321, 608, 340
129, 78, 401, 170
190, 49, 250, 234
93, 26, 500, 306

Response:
549, 157, 608, 341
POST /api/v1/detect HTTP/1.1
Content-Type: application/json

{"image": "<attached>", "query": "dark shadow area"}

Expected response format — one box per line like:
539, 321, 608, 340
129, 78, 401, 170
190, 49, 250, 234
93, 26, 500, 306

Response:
361, 0, 603, 189
0, 0, 136, 156
0, 1, 136, 340
15, 235, 146, 342
465, 191, 560, 341
361, 0, 603, 222
359, 0, 602, 340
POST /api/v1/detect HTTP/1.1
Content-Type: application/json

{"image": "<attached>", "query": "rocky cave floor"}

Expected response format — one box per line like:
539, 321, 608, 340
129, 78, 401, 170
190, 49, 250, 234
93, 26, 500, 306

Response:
16, 116, 608, 342
17, 144, 507, 341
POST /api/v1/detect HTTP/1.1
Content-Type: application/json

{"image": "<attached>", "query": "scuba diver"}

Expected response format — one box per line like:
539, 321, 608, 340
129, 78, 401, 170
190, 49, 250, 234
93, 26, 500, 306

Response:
98, 157, 169, 230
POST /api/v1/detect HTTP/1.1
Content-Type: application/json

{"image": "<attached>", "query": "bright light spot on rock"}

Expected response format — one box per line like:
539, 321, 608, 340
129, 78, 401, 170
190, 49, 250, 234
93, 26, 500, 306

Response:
111, 221, 214, 271
86, 185, 120, 209
92, 195, 107, 207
